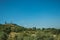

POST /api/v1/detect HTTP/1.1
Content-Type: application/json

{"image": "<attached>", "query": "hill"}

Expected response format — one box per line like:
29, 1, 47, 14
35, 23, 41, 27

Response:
0, 23, 60, 40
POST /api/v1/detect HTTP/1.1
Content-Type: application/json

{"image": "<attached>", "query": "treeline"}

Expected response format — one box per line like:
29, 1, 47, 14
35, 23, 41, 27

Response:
0, 23, 60, 35
0, 23, 60, 40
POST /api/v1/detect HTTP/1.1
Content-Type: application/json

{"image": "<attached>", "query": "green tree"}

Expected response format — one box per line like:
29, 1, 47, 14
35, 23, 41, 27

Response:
32, 27, 36, 31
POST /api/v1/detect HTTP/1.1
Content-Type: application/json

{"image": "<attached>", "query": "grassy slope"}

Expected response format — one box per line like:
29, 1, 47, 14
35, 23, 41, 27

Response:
0, 24, 60, 40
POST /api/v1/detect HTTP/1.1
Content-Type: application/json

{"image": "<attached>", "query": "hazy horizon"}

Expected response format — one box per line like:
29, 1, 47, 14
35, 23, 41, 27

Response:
0, 0, 60, 28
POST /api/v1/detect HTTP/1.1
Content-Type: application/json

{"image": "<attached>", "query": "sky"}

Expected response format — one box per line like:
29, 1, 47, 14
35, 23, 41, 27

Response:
0, 0, 60, 28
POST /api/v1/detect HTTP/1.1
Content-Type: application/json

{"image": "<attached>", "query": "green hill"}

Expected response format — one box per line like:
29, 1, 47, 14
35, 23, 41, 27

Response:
0, 23, 60, 40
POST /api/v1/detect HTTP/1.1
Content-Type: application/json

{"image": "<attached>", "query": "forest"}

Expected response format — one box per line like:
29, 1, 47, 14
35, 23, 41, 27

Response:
0, 23, 60, 40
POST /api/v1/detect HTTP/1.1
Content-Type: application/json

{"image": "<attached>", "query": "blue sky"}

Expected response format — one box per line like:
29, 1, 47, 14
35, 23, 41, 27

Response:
0, 0, 60, 28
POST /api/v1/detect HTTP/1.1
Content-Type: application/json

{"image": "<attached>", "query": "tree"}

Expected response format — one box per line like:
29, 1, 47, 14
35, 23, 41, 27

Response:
1, 32, 8, 40
32, 27, 36, 31
42, 28, 45, 31
3, 26, 11, 34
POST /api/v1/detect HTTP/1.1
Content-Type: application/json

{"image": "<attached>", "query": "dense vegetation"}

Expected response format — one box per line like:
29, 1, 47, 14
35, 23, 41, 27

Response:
0, 23, 60, 40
